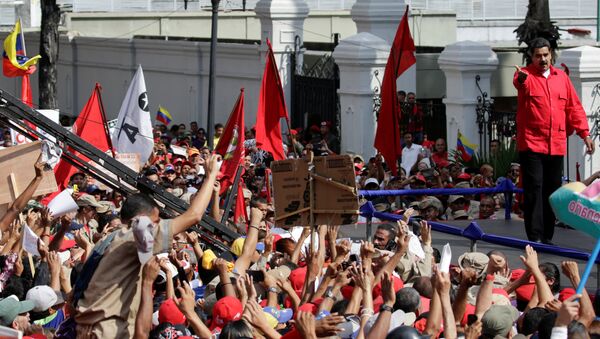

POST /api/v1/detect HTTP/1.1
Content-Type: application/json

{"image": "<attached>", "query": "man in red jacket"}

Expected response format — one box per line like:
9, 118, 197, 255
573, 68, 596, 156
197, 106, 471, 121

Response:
514, 37, 595, 244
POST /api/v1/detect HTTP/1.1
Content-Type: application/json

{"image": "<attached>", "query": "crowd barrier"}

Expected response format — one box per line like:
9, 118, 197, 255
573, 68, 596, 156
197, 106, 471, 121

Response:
358, 179, 523, 220
359, 192, 600, 288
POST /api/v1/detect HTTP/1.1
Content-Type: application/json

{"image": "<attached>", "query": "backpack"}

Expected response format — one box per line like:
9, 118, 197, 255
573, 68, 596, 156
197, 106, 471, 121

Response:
72, 231, 118, 306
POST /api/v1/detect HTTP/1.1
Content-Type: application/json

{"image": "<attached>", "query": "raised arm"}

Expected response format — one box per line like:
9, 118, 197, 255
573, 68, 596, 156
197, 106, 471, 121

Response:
171, 154, 221, 235
134, 256, 161, 339
0, 162, 46, 232
233, 207, 263, 275
520, 245, 554, 307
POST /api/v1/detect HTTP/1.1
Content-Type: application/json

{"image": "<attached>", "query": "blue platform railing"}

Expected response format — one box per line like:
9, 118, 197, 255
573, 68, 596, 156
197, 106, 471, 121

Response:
358, 179, 523, 220
358, 178, 600, 286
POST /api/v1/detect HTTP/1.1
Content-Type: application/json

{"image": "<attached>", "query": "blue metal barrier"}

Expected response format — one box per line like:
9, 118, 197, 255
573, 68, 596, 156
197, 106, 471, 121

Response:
359, 179, 522, 220
361, 201, 600, 264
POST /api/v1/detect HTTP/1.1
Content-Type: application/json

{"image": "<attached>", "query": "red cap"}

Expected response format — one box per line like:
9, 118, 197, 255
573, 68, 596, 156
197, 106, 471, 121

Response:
559, 288, 576, 302
511, 269, 536, 301
290, 129, 298, 136
158, 299, 186, 325
372, 275, 404, 299
457, 173, 471, 180
173, 158, 184, 164
211, 296, 243, 330
295, 303, 317, 318
341, 285, 354, 300
289, 267, 307, 294
49, 236, 76, 251
414, 174, 427, 183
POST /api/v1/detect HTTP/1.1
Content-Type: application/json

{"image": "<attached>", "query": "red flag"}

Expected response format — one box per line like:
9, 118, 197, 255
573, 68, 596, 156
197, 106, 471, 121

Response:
215, 89, 245, 194
373, 6, 416, 175
21, 74, 33, 107
53, 83, 111, 190
255, 39, 288, 161
234, 180, 248, 225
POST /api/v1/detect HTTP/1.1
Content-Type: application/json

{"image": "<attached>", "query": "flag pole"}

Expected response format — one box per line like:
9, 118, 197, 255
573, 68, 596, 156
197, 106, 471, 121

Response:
95, 83, 116, 157
221, 165, 244, 224
19, 17, 26, 56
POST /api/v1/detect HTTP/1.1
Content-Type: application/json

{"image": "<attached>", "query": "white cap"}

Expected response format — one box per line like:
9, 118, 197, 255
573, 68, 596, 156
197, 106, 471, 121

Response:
26, 285, 58, 312
132, 216, 155, 265
364, 177, 379, 187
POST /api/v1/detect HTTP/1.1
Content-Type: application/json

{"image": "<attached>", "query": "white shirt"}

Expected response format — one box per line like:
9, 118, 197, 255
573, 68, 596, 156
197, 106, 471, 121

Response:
401, 143, 423, 175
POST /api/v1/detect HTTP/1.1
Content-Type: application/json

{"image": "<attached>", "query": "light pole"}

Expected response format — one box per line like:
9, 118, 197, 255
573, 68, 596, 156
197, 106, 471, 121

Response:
207, 0, 220, 149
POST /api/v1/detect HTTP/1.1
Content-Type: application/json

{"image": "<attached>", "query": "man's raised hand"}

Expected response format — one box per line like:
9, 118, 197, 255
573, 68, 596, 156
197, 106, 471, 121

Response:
515, 65, 528, 84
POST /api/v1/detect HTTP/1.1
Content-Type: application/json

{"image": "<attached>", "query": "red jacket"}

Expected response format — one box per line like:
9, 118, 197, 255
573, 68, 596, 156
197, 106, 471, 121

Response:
513, 64, 589, 155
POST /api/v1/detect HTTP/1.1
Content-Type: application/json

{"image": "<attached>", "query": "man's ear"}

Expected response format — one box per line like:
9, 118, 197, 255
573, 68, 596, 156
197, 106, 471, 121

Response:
11, 319, 18, 330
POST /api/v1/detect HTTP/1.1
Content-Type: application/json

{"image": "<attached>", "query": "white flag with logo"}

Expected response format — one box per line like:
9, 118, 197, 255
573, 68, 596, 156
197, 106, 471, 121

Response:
111, 65, 154, 162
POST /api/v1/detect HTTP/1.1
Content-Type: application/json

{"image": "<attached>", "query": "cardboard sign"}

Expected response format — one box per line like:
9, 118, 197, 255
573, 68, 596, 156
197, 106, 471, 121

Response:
271, 158, 310, 227
313, 155, 359, 225
116, 153, 141, 173
271, 155, 359, 227
0, 141, 58, 205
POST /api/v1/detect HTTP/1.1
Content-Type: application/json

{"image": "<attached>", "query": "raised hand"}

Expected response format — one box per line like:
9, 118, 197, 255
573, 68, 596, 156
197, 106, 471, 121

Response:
514, 65, 528, 84
174, 281, 197, 316
519, 245, 539, 271
381, 271, 396, 305
142, 256, 161, 283
419, 220, 432, 246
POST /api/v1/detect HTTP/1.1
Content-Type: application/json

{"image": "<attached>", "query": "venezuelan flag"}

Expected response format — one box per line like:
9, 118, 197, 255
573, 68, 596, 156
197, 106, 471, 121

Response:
156, 105, 173, 125
457, 131, 477, 162
2, 20, 41, 78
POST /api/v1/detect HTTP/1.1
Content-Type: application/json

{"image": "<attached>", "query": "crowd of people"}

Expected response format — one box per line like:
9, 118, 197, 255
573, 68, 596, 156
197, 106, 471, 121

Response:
0, 110, 596, 339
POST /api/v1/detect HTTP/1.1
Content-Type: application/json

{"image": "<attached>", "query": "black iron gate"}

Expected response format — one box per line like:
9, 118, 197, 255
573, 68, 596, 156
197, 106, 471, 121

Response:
475, 75, 517, 159
290, 47, 340, 136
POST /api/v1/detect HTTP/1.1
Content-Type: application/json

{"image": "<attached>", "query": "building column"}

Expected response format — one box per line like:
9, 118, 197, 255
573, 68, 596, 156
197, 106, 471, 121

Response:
351, 0, 415, 94
559, 46, 600, 181
333, 33, 390, 158
255, 0, 309, 110
438, 41, 498, 153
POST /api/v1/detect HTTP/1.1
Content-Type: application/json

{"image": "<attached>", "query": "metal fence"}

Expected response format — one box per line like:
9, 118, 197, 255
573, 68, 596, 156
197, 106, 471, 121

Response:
53, 0, 597, 19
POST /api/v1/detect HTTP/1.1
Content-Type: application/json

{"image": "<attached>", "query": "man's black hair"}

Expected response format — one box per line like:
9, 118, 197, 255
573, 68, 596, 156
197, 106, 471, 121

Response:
376, 223, 398, 239
539, 262, 561, 293
520, 307, 550, 335
214, 123, 224, 129
0, 276, 24, 300
527, 37, 552, 56
397, 90, 407, 96
120, 193, 159, 223
331, 299, 350, 315
537, 312, 558, 339
250, 197, 268, 208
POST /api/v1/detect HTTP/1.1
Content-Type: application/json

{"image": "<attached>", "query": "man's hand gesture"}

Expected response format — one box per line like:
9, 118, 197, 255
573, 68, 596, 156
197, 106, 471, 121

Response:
515, 65, 528, 84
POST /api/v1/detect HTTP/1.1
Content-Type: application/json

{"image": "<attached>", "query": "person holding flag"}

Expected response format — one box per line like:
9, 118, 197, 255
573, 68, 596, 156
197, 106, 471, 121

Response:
111, 65, 154, 163
255, 39, 289, 161
214, 89, 245, 195
373, 6, 416, 175
156, 105, 173, 126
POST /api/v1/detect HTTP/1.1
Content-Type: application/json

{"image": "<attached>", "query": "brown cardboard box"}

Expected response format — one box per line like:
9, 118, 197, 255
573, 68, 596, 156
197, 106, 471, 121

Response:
0, 141, 58, 204
271, 158, 310, 227
271, 155, 358, 227
313, 155, 359, 225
